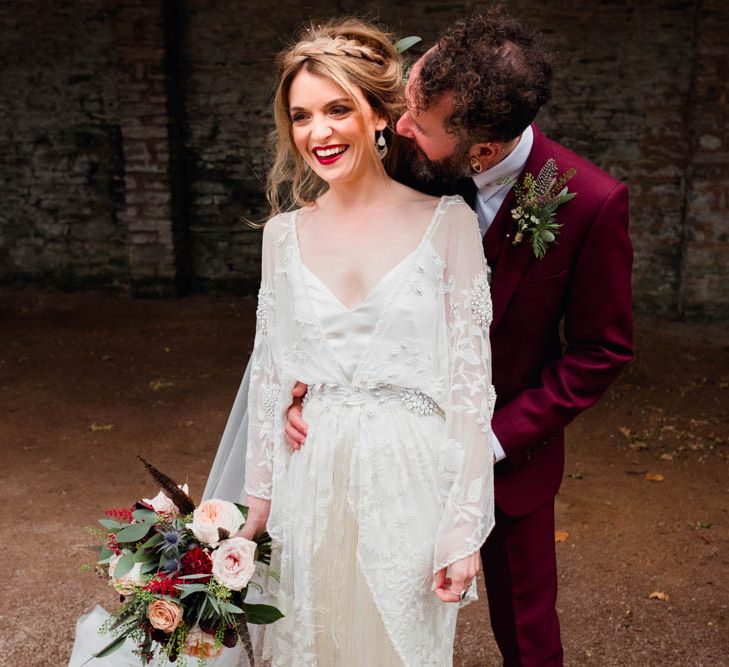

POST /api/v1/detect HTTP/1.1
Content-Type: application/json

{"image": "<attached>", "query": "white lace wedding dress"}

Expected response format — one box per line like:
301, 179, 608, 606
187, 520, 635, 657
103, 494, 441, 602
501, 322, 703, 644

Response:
246, 195, 496, 666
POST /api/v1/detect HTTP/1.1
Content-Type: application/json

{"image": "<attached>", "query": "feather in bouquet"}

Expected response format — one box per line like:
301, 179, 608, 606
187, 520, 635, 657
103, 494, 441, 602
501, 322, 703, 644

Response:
85, 457, 281, 666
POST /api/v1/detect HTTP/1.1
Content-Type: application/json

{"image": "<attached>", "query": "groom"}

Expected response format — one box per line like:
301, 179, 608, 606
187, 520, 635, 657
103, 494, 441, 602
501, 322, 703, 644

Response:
286, 7, 633, 666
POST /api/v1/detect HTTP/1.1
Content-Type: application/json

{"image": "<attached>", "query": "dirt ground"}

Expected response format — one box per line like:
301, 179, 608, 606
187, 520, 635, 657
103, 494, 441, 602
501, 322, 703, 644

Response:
1, 286, 728, 666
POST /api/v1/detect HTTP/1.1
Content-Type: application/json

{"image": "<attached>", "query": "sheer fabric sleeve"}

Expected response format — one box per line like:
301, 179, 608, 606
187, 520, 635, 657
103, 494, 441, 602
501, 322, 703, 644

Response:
243, 218, 283, 500
433, 202, 496, 572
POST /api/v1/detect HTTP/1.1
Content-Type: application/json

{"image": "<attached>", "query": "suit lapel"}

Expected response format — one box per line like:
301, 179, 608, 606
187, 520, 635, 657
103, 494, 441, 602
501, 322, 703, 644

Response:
483, 185, 515, 263
491, 125, 554, 328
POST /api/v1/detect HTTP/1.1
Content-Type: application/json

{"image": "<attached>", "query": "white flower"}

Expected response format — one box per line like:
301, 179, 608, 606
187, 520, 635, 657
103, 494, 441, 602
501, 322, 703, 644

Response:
108, 554, 145, 594
187, 499, 244, 547
142, 484, 189, 516
211, 537, 257, 591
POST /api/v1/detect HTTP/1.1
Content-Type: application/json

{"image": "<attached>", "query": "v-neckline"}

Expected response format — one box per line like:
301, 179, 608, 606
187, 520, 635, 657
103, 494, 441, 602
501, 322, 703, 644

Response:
292, 197, 446, 313
290, 196, 450, 386
301, 253, 410, 314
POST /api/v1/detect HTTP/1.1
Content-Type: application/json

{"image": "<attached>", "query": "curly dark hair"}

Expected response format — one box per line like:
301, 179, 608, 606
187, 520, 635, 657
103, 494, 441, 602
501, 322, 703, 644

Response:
414, 5, 554, 143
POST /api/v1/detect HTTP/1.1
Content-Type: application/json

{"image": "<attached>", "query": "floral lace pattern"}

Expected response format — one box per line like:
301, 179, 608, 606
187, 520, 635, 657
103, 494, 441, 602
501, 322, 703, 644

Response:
469, 270, 493, 329
255, 288, 275, 335
243, 197, 495, 666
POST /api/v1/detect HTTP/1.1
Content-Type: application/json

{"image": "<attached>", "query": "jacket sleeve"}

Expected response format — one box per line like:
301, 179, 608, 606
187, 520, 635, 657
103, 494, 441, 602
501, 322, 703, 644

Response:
493, 183, 634, 459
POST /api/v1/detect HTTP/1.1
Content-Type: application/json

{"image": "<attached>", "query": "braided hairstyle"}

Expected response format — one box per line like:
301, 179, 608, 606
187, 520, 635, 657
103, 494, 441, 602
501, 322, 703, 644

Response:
267, 19, 403, 215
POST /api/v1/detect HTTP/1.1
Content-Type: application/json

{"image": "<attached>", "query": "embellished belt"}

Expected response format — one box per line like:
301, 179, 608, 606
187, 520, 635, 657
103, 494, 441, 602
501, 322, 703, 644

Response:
303, 383, 444, 418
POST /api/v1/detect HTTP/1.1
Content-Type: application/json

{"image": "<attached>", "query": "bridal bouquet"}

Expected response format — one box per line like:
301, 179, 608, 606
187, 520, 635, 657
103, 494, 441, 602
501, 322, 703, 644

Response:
86, 457, 281, 666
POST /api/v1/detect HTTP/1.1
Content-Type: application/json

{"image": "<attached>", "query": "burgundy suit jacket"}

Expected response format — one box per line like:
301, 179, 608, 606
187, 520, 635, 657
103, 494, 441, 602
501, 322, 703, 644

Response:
399, 124, 634, 516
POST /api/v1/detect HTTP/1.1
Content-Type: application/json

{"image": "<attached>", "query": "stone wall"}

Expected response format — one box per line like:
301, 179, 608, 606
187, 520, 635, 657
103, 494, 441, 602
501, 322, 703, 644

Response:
1, 0, 727, 317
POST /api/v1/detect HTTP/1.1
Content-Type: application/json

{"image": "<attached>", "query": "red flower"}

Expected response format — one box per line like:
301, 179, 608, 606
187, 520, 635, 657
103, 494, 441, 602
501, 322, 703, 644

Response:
105, 506, 134, 523
144, 573, 181, 596
106, 533, 122, 556
181, 546, 212, 583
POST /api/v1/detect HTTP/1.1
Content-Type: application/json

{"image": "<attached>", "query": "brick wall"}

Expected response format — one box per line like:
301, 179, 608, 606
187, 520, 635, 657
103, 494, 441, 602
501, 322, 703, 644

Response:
115, 0, 179, 295
1, 0, 727, 318
0, 1, 127, 290
679, 0, 729, 320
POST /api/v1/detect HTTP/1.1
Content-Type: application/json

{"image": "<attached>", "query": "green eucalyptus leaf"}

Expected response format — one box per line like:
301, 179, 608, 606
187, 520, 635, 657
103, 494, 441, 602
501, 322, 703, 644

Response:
179, 583, 209, 598
111, 553, 136, 579
132, 509, 160, 524
244, 603, 285, 625
133, 547, 153, 563
99, 519, 123, 531
140, 561, 158, 574
139, 532, 163, 550
115, 523, 151, 543
394, 36, 422, 54
219, 601, 244, 614
99, 546, 113, 562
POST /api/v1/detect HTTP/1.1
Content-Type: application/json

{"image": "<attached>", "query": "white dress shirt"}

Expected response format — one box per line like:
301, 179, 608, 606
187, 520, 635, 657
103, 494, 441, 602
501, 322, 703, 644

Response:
471, 125, 534, 461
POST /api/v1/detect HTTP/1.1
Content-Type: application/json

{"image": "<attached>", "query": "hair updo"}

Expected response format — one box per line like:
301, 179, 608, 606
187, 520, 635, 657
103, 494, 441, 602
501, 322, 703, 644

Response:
266, 19, 403, 215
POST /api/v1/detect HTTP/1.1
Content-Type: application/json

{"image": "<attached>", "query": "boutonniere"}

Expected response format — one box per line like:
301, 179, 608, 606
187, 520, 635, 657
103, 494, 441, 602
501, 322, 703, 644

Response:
511, 159, 577, 259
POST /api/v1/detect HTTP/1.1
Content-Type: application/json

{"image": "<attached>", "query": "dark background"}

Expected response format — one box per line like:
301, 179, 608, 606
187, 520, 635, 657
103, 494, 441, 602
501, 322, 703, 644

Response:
1, 0, 727, 316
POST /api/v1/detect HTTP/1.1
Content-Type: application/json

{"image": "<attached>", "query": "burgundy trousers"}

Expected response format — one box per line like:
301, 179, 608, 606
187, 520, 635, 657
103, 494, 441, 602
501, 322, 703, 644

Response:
480, 502, 564, 666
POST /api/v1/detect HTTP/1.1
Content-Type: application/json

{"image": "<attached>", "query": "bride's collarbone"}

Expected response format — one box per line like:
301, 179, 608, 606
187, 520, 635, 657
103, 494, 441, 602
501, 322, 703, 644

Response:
299, 202, 439, 250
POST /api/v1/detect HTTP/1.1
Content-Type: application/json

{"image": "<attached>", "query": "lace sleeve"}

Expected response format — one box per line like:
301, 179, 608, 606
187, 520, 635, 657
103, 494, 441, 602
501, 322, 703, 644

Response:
433, 201, 496, 572
243, 219, 282, 500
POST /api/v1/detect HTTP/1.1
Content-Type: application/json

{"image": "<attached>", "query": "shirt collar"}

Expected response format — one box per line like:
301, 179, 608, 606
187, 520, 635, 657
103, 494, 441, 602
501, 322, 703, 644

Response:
471, 124, 534, 192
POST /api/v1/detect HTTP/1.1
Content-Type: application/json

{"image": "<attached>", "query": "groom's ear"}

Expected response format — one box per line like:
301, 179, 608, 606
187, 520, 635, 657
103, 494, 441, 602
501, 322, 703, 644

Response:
470, 141, 508, 171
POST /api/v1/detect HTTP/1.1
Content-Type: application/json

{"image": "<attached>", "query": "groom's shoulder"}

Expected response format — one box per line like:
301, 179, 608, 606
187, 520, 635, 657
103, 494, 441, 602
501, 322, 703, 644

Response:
541, 131, 625, 200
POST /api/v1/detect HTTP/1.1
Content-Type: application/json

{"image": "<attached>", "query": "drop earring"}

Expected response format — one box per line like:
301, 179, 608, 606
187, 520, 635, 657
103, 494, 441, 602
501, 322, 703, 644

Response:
376, 130, 388, 160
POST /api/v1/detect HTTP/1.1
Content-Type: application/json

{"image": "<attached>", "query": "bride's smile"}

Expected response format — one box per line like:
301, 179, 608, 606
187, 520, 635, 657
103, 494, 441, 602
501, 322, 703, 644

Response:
288, 68, 387, 185
312, 143, 349, 164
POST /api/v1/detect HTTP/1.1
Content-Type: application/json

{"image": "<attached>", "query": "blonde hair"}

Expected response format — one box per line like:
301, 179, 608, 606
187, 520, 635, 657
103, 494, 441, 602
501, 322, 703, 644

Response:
266, 19, 404, 215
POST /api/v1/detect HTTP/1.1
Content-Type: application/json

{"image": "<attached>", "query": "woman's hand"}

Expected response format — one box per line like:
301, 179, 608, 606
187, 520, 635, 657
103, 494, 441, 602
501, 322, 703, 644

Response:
432, 552, 481, 603
284, 382, 309, 450
235, 495, 271, 540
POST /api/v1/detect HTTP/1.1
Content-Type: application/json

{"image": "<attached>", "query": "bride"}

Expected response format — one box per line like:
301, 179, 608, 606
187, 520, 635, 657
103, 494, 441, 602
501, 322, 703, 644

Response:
228, 19, 495, 666
70, 18, 495, 667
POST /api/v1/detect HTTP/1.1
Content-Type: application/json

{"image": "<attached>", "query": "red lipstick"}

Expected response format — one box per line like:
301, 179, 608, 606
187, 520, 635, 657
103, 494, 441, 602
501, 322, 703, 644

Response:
312, 144, 349, 165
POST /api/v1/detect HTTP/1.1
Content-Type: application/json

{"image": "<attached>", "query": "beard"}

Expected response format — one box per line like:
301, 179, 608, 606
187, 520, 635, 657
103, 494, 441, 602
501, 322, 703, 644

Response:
408, 137, 473, 185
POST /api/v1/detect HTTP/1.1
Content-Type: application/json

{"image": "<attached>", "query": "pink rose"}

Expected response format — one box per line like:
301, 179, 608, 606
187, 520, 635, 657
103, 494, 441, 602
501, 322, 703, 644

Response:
187, 499, 244, 546
184, 626, 223, 660
142, 484, 189, 516
211, 537, 257, 591
147, 599, 183, 633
